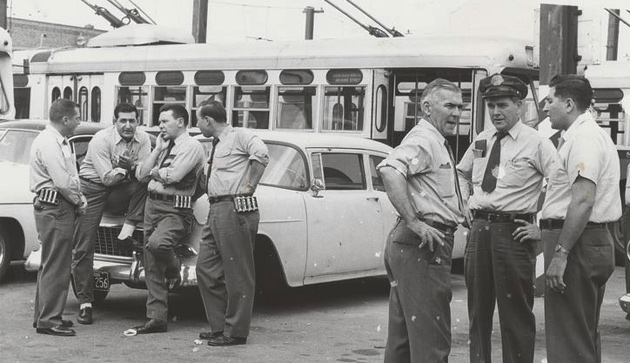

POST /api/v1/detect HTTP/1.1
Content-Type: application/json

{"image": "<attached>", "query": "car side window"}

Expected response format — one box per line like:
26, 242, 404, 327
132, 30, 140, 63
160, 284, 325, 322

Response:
369, 155, 386, 192
321, 153, 365, 190
70, 136, 92, 168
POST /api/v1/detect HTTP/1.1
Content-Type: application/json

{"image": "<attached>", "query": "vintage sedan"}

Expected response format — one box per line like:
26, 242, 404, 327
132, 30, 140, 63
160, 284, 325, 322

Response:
0, 120, 110, 281
88, 131, 398, 302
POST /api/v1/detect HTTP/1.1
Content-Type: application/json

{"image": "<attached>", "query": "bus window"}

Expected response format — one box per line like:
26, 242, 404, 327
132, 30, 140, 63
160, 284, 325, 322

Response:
15, 88, 31, 118
276, 86, 316, 130
78, 86, 88, 121
152, 86, 186, 126
52, 87, 61, 102
322, 86, 365, 131
91, 87, 101, 122
117, 86, 148, 125
593, 89, 626, 146
233, 86, 270, 129
191, 86, 227, 127
63, 86, 72, 100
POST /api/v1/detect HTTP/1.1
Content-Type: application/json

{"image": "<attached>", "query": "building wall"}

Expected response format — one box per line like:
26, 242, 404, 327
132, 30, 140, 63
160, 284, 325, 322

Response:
8, 17, 106, 50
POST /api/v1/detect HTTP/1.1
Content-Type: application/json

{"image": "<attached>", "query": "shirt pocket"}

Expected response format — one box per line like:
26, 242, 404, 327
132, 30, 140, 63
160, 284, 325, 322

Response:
213, 146, 232, 170
499, 157, 532, 187
471, 157, 486, 185
437, 168, 455, 198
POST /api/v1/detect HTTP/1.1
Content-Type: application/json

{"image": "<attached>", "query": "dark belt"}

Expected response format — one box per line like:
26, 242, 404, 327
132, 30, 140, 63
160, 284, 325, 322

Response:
208, 195, 234, 203
423, 219, 457, 235
539, 219, 609, 230
148, 192, 176, 202
79, 176, 104, 186
472, 210, 535, 223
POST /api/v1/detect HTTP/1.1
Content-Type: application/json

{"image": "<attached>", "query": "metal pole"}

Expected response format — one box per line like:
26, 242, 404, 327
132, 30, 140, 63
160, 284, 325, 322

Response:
344, 0, 396, 37
606, 9, 620, 61
323, 0, 371, 33
0, 0, 6, 29
303, 6, 324, 40
192, 0, 208, 43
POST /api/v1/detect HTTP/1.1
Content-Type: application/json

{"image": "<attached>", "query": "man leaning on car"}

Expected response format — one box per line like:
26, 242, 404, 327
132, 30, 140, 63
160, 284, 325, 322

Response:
377, 78, 465, 362
129, 104, 205, 334
72, 103, 151, 325
30, 99, 86, 337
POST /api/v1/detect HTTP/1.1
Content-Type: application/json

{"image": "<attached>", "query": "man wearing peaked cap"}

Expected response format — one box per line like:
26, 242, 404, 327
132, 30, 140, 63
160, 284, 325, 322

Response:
457, 73, 556, 363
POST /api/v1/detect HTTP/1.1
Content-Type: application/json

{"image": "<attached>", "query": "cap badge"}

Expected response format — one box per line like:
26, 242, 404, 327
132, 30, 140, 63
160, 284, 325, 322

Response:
490, 75, 504, 86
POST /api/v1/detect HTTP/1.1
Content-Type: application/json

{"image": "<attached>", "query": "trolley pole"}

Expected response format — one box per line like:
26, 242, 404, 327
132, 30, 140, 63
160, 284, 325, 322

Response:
0, 0, 7, 29
192, 0, 209, 43
606, 9, 620, 61
304, 6, 323, 40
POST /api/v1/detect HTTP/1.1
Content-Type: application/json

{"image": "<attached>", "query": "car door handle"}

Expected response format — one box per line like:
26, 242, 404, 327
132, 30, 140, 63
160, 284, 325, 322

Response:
366, 196, 379, 201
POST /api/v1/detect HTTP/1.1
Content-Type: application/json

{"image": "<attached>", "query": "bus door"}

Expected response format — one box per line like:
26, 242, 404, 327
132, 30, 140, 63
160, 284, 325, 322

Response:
371, 69, 389, 143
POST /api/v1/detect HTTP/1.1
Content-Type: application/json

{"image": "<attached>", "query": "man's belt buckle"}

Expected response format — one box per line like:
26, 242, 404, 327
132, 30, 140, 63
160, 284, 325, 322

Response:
37, 189, 59, 205
173, 195, 192, 209
234, 196, 258, 213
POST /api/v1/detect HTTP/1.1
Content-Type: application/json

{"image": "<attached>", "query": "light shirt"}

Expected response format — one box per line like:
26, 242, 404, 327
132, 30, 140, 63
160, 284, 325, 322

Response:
29, 124, 82, 205
207, 125, 270, 197
457, 121, 556, 213
376, 119, 463, 226
79, 126, 151, 186
137, 132, 205, 196
542, 111, 621, 222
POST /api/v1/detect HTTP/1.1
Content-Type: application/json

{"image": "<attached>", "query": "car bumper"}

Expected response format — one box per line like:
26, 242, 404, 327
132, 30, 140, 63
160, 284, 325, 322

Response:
620, 293, 630, 315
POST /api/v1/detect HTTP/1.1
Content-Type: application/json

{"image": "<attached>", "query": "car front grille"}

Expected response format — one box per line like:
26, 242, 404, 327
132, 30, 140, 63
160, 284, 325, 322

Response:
95, 227, 144, 258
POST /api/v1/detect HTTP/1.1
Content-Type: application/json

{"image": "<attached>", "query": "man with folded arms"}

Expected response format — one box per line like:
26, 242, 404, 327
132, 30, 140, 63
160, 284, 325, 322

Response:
541, 74, 620, 362
130, 104, 205, 334
457, 74, 556, 363
72, 103, 150, 325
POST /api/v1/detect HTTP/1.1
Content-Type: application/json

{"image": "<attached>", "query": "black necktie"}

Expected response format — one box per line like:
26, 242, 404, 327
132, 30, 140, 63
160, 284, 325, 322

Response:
159, 140, 175, 167
206, 137, 220, 185
481, 132, 507, 193
445, 141, 465, 216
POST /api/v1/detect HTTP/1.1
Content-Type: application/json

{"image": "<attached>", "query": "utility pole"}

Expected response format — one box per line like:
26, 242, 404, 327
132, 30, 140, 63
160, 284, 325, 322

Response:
192, 0, 208, 43
606, 9, 620, 60
303, 6, 323, 40
539, 4, 580, 85
0, 0, 7, 29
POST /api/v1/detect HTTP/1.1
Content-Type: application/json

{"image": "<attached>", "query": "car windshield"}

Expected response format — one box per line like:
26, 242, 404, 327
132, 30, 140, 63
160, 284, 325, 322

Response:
260, 143, 308, 190
0, 129, 38, 165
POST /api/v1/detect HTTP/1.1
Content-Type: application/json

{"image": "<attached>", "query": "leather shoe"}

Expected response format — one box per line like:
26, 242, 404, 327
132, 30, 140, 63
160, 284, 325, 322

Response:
36, 325, 76, 337
78, 307, 93, 325
132, 319, 167, 334
208, 334, 247, 346
33, 319, 73, 329
199, 331, 223, 340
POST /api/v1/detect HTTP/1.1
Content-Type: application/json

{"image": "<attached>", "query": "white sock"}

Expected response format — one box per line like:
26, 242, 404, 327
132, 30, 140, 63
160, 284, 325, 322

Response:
80, 303, 92, 309
117, 222, 137, 240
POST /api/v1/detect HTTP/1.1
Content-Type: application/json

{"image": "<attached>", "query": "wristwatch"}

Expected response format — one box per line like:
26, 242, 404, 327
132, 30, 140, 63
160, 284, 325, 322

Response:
554, 244, 570, 255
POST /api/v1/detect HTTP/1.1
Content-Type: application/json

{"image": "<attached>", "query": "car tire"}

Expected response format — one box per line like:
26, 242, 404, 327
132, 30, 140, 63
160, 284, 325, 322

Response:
70, 272, 109, 306
0, 227, 11, 282
254, 240, 288, 305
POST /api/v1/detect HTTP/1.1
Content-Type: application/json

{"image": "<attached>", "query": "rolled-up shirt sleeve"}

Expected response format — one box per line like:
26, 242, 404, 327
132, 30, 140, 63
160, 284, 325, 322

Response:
566, 133, 600, 185
377, 139, 432, 177
242, 133, 269, 166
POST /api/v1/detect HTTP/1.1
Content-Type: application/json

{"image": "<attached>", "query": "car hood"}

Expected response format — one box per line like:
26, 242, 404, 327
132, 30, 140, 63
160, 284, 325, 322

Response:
0, 162, 34, 204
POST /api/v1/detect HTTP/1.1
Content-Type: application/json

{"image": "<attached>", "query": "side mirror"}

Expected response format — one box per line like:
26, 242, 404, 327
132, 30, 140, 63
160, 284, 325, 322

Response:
310, 178, 324, 198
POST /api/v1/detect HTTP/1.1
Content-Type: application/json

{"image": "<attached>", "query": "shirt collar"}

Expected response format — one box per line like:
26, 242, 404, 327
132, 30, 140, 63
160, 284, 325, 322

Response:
562, 111, 593, 142
488, 120, 523, 141
218, 124, 234, 140
45, 124, 68, 145
112, 126, 140, 144
417, 118, 446, 144
172, 131, 191, 145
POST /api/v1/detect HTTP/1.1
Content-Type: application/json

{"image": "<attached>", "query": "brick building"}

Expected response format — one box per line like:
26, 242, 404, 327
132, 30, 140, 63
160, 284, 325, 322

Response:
8, 17, 106, 50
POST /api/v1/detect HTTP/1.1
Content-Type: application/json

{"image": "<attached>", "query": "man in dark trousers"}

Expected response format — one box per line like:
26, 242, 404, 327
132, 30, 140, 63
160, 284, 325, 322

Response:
72, 103, 151, 325
30, 99, 86, 336
541, 74, 620, 362
457, 74, 556, 363
195, 100, 269, 346
377, 79, 465, 362
130, 104, 205, 334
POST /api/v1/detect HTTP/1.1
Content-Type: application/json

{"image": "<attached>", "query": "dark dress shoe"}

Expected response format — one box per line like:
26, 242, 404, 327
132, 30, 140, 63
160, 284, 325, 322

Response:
33, 320, 73, 329
208, 334, 247, 346
36, 326, 76, 337
199, 331, 223, 340
78, 307, 93, 325
132, 319, 167, 334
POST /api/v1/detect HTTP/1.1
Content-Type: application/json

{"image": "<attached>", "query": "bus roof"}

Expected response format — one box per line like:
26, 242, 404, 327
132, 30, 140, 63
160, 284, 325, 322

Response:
586, 61, 630, 88
29, 35, 535, 74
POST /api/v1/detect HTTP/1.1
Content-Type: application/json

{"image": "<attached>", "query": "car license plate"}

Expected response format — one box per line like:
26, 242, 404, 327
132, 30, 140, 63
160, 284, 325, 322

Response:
93, 272, 110, 292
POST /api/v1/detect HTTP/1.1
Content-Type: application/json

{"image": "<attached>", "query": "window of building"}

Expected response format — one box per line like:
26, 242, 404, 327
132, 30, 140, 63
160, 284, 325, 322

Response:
322, 86, 365, 131
63, 86, 73, 100
276, 86, 316, 130
233, 86, 270, 129
15, 88, 31, 119
78, 86, 88, 121
51, 87, 61, 102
